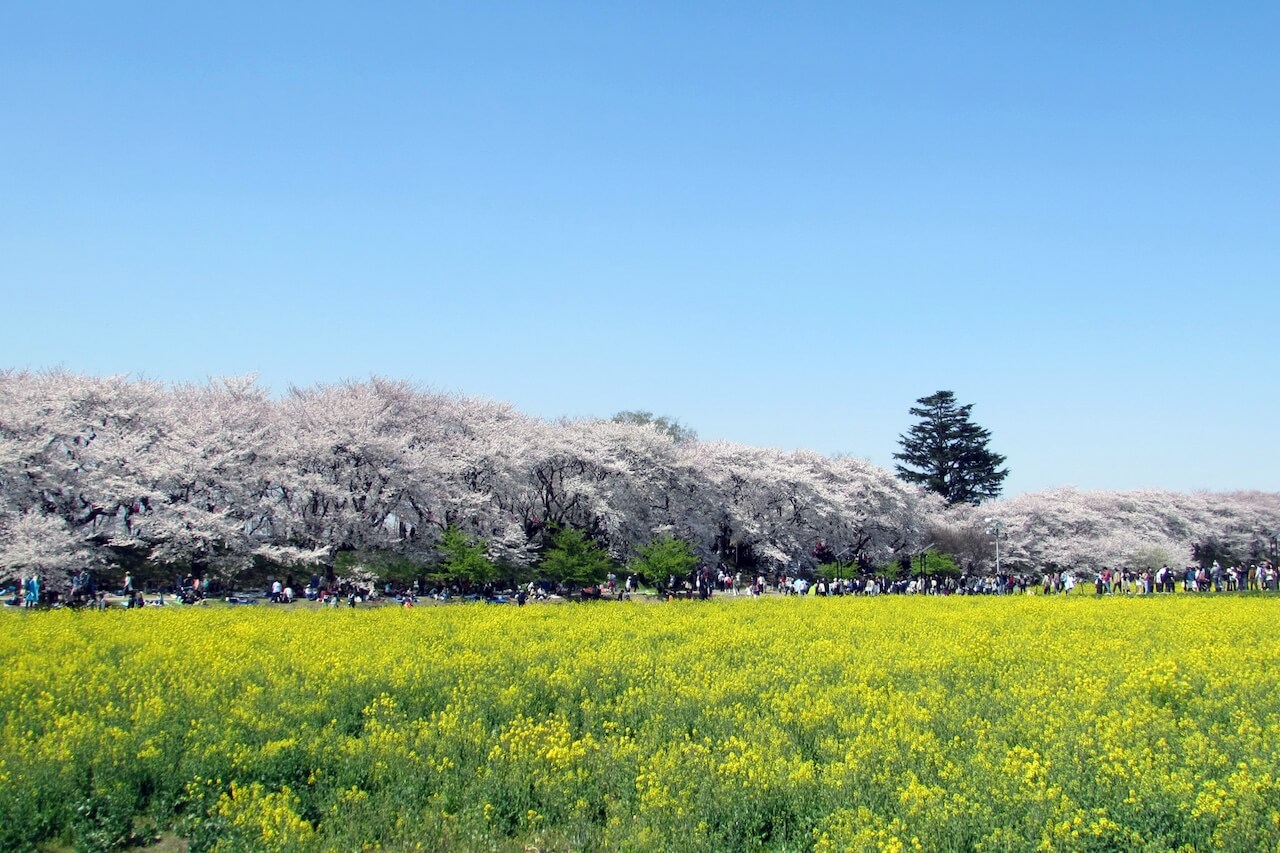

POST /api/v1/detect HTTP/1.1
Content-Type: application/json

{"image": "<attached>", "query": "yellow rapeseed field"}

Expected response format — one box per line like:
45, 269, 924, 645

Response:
2, 596, 1279, 851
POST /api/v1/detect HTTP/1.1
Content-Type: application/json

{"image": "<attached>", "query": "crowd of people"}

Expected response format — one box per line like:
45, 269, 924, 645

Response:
1085, 561, 1278, 595
5, 559, 1280, 610
653, 562, 1280, 600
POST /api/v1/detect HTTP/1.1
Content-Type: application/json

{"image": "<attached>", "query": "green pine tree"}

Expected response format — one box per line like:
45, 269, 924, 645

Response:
893, 390, 1009, 505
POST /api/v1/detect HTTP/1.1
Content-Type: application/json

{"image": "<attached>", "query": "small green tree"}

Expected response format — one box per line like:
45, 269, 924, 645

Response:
917, 551, 962, 578
629, 536, 698, 580
437, 526, 496, 584
889, 551, 963, 580
540, 526, 614, 585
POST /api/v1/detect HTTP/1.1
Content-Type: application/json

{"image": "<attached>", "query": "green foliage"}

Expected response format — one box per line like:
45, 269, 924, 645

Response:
70, 782, 145, 853
629, 536, 698, 579
918, 551, 962, 577
540, 526, 614, 584
436, 526, 496, 584
894, 390, 1008, 505
886, 556, 913, 581
885, 551, 963, 579
611, 410, 697, 443
817, 549, 862, 578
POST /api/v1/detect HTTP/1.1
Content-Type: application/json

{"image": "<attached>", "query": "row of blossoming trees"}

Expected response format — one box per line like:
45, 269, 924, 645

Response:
1, 370, 1277, 589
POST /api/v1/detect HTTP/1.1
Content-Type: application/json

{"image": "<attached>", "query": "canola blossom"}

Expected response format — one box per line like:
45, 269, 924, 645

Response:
2, 597, 1279, 851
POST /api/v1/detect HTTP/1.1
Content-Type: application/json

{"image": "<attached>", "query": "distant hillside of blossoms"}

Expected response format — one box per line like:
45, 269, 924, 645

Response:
2, 370, 1276, 586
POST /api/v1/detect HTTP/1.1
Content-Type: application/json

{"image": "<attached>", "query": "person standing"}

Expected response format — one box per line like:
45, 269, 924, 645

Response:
24, 574, 39, 609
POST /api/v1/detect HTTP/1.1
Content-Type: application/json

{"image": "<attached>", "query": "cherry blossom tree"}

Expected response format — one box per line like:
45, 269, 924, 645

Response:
138, 377, 327, 579
503, 418, 713, 561
950, 488, 1280, 573
0, 508, 91, 584
0, 370, 165, 586
686, 442, 936, 572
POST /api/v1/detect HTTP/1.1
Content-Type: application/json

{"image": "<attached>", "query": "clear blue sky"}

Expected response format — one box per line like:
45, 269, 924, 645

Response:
2, 2, 1277, 496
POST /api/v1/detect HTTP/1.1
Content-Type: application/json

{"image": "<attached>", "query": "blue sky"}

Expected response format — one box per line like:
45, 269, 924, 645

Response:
2, 2, 1277, 496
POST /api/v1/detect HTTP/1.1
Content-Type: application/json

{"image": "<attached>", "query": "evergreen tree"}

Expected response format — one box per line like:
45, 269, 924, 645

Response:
893, 390, 1009, 505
